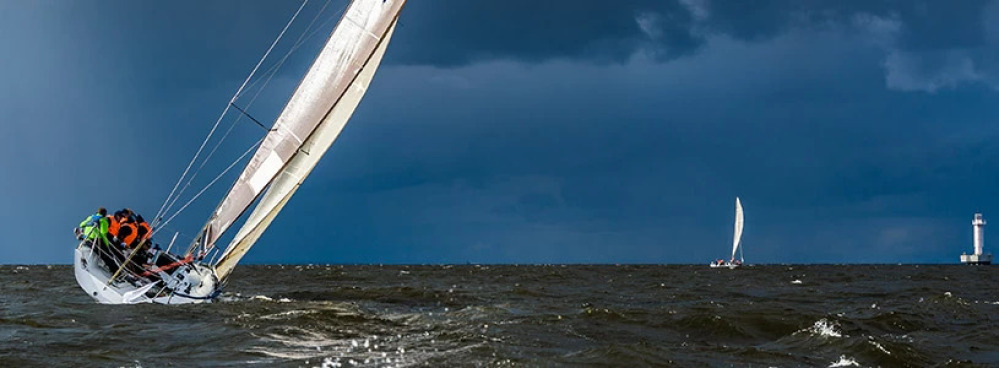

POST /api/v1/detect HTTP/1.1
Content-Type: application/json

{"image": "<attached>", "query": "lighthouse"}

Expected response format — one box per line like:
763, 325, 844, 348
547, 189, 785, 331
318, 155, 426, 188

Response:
961, 213, 993, 265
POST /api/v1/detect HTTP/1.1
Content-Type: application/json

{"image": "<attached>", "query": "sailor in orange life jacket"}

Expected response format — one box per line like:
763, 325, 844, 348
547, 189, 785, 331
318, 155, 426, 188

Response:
134, 215, 152, 244
117, 219, 139, 249
107, 213, 122, 247
101, 211, 132, 267
133, 215, 154, 266
117, 215, 148, 274
108, 209, 133, 247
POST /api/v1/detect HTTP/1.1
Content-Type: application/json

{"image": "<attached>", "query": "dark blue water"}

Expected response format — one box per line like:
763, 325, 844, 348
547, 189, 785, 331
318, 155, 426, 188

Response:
1, 264, 997, 367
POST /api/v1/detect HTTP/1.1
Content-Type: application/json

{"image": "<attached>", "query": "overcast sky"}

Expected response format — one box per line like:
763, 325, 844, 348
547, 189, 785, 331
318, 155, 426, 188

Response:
2, 0, 998, 265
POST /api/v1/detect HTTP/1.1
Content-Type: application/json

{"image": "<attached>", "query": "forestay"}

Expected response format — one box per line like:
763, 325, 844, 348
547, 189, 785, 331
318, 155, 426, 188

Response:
193, 0, 406, 279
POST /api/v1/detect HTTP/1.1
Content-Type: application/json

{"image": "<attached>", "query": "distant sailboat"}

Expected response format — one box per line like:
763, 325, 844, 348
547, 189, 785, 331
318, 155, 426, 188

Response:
73, 0, 407, 304
710, 197, 744, 269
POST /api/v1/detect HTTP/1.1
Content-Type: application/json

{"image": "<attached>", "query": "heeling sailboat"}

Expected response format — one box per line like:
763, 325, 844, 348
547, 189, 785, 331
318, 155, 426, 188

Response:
73, 0, 407, 304
710, 197, 744, 269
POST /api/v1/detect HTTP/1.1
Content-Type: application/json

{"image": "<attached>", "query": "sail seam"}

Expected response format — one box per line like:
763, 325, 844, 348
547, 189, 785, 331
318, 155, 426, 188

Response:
274, 122, 306, 144
345, 15, 383, 40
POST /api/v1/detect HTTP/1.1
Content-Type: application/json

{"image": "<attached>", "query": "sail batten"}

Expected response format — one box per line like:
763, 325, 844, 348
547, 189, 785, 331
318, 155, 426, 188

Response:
196, 0, 405, 259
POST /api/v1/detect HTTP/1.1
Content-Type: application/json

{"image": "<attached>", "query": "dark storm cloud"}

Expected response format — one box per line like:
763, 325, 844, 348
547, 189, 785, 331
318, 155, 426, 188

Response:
389, 1, 995, 66
389, 0, 702, 66
702, 0, 992, 48
390, 1, 999, 92
890, 0, 992, 51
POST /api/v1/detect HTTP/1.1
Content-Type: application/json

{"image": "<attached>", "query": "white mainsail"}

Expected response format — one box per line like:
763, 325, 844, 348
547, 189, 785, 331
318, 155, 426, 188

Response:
731, 197, 744, 261
214, 18, 399, 280
194, 0, 405, 278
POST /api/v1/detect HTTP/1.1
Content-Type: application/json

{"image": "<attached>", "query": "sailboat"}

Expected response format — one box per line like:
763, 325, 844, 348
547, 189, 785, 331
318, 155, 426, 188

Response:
710, 197, 744, 269
73, 0, 407, 304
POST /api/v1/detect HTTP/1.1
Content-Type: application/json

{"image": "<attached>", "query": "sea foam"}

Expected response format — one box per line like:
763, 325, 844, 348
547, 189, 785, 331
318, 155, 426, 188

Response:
828, 355, 860, 367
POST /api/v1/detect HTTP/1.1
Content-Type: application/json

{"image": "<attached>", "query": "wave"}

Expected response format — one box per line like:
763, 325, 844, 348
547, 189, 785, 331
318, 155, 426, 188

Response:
795, 318, 845, 338
5, 265, 999, 366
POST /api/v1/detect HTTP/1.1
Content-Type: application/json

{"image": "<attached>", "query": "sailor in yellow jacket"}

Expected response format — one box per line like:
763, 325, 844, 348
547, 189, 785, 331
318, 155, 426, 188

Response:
76, 207, 110, 245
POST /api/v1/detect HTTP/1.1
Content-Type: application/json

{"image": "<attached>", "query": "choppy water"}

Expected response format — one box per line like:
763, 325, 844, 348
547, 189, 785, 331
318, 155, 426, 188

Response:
2, 264, 998, 367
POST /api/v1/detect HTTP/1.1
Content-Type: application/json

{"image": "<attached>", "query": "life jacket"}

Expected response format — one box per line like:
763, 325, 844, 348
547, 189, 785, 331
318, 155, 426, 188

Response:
107, 215, 121, 238
136, 221, 152, 241
119, 222, 138, 248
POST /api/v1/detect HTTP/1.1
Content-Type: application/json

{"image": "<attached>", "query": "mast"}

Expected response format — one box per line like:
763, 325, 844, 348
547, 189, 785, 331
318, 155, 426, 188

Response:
191, 0, 406, 269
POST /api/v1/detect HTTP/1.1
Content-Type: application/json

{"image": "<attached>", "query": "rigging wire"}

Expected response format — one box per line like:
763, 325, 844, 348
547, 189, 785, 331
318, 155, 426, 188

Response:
157, 0, 343, 226
154, 0, 310, 227
155, 0, 354, 261
152, 137, 266, 240
158, 0, 346, 230
240, 0, 342, 95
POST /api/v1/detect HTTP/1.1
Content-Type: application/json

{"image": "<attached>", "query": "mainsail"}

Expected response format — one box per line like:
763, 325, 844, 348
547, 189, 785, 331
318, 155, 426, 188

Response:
215, 16, 400, 280
731, 197, 744, 261
195, 0, 406, 279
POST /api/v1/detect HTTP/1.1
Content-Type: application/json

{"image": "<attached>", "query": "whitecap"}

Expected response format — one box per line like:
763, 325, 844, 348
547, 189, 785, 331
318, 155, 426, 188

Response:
259, 309, 313, 320
791, 279, 803, 284
868, 337, 891, 355
319, 357, 342, 368
829, 355, 860, 367
796, 318, 844, 338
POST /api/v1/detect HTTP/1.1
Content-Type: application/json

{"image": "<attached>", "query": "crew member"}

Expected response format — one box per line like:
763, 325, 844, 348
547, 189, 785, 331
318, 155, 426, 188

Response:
118, 219, 139, 249
107, 212, 122, 247
86, 208, 124, 269
134, 214, 152, 243
76, 207, 109, 244
113, 208, 133, 223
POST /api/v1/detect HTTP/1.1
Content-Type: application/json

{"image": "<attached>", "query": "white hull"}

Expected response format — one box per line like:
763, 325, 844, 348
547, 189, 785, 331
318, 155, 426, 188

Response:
74, 242, 220, 304
709, 262, 740, 269
960, 253, 993, 265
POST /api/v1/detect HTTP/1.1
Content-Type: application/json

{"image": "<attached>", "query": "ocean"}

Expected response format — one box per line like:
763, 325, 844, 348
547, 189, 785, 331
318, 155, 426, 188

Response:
1, 264, 997, 367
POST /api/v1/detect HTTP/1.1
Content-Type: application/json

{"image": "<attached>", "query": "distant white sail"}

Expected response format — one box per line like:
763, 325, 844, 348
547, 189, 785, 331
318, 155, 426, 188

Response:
731, 197, 744, 260
195, 0, 405, 276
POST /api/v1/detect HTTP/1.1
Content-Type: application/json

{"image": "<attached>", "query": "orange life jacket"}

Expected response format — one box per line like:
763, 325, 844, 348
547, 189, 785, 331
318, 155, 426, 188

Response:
136, 221, 152, 241
119, 222, 138, 248
107, 216, 121, 238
